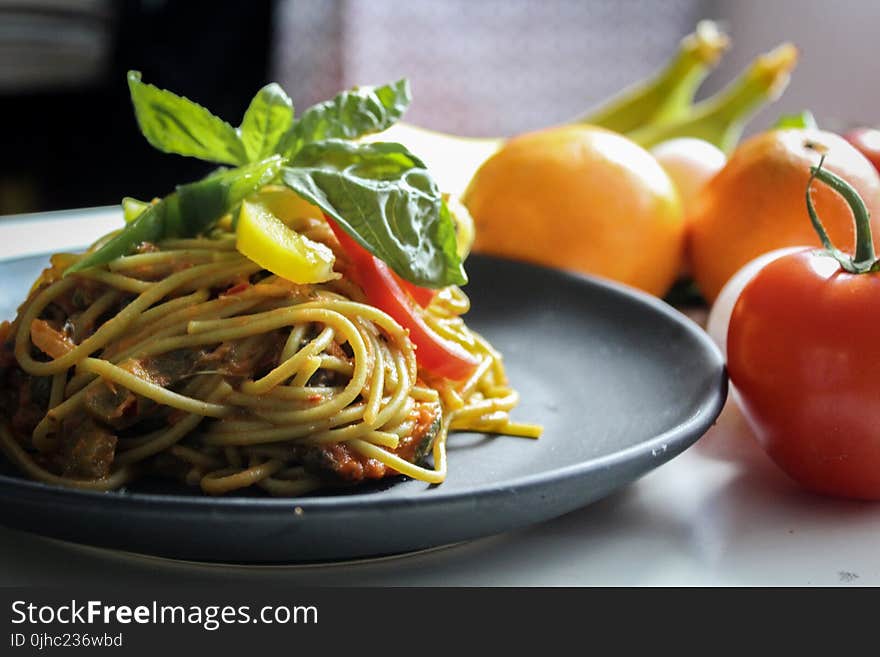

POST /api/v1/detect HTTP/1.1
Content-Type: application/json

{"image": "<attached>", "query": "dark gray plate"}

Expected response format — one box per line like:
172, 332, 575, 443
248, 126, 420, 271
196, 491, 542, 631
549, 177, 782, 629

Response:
0, 253, 726, 563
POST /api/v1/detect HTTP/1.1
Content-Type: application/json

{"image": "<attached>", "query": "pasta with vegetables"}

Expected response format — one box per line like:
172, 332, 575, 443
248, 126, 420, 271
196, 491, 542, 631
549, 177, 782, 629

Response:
0, 74, 539, 495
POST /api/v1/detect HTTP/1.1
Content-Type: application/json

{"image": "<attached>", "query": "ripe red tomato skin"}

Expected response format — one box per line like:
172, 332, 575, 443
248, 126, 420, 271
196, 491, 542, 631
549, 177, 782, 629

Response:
727, 249, 880, 500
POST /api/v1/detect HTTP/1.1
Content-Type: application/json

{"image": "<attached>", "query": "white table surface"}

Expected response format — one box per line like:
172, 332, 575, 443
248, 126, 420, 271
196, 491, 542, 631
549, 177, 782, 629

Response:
1, 208, 878, 587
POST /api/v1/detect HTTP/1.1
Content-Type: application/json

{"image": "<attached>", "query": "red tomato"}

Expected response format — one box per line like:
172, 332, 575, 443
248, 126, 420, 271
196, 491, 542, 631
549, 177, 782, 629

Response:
326, 217, 479, 381
727, 250, 880, 499
844, 127, 880, 174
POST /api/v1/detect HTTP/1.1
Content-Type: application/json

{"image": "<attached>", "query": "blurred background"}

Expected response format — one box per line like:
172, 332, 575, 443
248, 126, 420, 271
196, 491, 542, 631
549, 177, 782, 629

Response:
0, 0, 878, 215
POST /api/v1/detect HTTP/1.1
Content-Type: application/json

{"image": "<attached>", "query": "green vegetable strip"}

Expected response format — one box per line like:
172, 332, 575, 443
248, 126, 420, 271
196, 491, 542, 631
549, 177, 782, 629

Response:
66, 156, 282, 275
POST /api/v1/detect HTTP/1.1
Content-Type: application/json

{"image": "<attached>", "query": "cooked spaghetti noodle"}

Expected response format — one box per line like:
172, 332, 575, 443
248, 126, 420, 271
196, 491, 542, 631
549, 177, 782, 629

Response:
0, 217, 540, 495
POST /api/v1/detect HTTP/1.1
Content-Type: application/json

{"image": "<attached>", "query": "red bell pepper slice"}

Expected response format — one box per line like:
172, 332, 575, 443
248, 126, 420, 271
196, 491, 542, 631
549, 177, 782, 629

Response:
326, 217, 479, 381
391, 271, 437, 308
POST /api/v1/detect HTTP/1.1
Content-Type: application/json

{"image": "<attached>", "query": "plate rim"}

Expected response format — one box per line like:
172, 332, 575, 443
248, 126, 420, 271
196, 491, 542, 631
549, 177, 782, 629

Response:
0, 250, 728, 514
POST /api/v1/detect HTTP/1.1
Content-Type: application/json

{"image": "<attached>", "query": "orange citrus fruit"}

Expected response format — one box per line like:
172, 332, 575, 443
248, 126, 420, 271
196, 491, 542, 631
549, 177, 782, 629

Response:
463, 124, 684, 296
688, 128, 880, 302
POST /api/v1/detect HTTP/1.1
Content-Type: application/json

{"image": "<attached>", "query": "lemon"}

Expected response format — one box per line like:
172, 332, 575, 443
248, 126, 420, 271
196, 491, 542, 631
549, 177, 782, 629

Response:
464, 124, 684, 297
236, 200, 337, 284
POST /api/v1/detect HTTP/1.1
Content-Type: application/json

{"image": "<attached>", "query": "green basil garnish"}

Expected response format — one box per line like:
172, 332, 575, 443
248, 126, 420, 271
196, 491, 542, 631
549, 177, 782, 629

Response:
284, 140, 466, 287
239, 83, 295, 161
67, 73, 465, 288
277, 79, 411, 159
127, 71, 248, 166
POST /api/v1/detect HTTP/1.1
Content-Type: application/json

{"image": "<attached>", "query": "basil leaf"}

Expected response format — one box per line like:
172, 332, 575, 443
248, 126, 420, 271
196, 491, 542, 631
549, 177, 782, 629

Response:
282, 140, 466, 288
127, 70, 248, 166
66, 156, 282, 274
239, 83, 294, 161
277, 79, 411, 159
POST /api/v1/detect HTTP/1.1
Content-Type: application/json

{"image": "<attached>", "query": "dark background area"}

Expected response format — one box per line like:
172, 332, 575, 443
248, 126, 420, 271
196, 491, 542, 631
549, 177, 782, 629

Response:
0, 0, 273, 214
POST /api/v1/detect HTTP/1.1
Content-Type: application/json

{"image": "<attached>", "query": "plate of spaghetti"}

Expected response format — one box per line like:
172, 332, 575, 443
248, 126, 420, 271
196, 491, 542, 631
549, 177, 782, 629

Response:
0, 75, 726, 562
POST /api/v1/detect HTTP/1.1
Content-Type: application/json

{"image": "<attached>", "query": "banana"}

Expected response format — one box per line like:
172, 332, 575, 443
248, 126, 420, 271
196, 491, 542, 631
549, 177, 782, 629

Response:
366, 21, 730, 196
626, 43, 799, 153
369, 26, 796, 192
370, 122, 503, 199
573, 19, 730, 132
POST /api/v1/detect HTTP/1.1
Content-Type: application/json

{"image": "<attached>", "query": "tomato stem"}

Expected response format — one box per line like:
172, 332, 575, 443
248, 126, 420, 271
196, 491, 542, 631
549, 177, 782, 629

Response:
806, 155, 876, 273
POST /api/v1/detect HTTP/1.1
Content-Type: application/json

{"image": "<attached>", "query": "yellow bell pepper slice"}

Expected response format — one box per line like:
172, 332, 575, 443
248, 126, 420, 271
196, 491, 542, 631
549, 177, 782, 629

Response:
236, 200, 337, 284
122, 196, 151, 223
253, 186, 324, 229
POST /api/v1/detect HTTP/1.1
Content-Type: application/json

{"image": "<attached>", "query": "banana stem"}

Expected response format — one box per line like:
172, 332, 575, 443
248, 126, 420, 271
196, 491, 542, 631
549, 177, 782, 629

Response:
574, 20, 730, 133
625, 43, 799, 153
